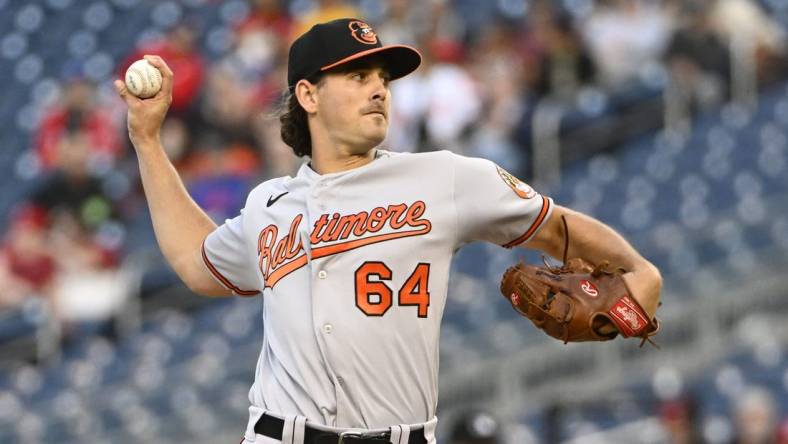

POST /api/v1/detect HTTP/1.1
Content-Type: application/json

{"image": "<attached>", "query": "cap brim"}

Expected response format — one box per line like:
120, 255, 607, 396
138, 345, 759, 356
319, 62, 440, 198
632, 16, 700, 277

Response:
320, 45, 422, 81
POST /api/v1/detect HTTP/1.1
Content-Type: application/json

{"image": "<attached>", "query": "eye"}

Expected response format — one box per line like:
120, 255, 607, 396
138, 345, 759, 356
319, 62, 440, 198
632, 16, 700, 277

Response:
350, 72, 365, 81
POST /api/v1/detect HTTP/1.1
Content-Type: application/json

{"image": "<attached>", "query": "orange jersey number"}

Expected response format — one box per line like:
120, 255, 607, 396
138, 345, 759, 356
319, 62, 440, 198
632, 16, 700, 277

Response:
399, 263, 430, 318
354, 262, 393, 316
355, 262, 431, 318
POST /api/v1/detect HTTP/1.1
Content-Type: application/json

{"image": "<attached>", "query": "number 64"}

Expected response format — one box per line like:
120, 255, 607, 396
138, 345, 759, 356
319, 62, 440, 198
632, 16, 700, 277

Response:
354, 262, 431, 318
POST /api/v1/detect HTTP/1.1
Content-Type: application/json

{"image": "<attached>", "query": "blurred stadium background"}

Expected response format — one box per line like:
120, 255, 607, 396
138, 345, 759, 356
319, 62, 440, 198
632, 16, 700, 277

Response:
1, 0, 787, 443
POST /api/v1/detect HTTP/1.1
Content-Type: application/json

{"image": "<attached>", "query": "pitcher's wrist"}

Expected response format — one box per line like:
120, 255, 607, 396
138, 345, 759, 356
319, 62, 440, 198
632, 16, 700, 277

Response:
130, 133, 161, 150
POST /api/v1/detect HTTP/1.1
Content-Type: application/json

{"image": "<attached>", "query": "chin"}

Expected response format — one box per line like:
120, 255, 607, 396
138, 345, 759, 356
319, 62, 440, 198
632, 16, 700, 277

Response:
360, 129, 387, 149
349, 138, 384, 155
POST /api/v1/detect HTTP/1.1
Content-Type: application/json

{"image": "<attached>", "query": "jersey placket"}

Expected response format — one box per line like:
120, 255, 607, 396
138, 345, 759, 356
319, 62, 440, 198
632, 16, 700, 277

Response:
305, 176, 346, 404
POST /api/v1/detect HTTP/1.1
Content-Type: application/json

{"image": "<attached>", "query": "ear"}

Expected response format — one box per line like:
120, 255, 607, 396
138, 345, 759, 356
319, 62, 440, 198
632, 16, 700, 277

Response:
294, 79, 319, 114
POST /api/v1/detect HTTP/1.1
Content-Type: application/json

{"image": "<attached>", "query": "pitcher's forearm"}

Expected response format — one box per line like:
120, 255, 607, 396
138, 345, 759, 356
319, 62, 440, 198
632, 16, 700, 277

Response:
114, 57, 230, 296
555, 211, 661, 316
528, 206, 662, 317
135, 139, 217, 280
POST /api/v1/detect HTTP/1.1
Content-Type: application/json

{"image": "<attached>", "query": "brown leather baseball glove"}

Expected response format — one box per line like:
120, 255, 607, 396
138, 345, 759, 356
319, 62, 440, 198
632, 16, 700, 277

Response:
500, 218, 659, 346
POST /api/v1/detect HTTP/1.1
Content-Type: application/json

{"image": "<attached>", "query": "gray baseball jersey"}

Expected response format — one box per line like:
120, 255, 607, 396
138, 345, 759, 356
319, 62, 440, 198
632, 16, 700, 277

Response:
202, 149, 553, 430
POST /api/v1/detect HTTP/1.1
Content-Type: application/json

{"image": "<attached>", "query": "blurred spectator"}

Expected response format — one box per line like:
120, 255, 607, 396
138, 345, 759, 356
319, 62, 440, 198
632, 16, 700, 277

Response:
375, 0, 431, 47
181, 134, 259, 222
417, 32, 481, 152
532, 11, 596, 100
581, 0, 674, 88
34, 78, 122, 171
664, 1, 730, 110
449, 410, 501, 444
0, 206, 56, 309
464, 20, 527, 171
424, 0, 468, 47
237, 0, 292, 38
383, 3, 478, 154
30, 130, 121, 237
250, 62, 303, 178
201, 25, 281, 148
659, 394, 706, 444
199, 0, 296, 179
231, 0, 292, 87
122, 22, 205, 116
709, 0, 788, 85
293, 0, 361, 38
385, 69, 427, 153
777, 419, 788, 444
23, 129, 127, 330
48, 209, 127, 329
731, 386, 779, 444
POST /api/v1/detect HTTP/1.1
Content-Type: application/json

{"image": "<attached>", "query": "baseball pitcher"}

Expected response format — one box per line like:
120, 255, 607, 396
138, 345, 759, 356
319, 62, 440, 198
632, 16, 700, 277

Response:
114, 18, 662, 444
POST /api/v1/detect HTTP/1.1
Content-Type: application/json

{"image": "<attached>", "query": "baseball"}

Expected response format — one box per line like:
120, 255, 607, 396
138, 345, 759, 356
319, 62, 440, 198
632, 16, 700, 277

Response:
124, 59, 162, 99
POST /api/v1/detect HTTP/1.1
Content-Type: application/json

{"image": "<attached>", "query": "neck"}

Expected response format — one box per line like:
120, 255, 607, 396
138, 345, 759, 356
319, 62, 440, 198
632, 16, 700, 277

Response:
308, 127, 378, 174
310, 147, 377, 174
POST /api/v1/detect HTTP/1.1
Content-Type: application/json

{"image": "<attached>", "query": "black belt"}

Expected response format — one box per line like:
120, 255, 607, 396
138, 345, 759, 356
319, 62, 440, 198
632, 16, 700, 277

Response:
254, 414, 427, 444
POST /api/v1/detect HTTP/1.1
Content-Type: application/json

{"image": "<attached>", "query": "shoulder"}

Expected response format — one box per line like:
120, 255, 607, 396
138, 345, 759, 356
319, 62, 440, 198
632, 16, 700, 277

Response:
376, 149, 458, 164
376, 150, 499, 177
245, 175, 291, 204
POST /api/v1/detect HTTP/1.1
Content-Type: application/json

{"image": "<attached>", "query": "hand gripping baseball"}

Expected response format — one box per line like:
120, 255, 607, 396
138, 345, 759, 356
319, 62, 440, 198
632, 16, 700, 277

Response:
500, 216, 660, 347
113, 55, 173, 147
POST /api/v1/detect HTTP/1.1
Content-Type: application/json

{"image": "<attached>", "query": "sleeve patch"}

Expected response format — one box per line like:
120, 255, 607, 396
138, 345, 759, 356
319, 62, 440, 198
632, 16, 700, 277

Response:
496, 165, 536, 199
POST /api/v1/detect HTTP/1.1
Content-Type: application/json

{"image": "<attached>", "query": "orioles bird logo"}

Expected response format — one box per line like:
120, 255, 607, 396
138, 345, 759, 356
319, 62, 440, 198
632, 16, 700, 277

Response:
349, 20, 378, 44
496, 166, 536, 199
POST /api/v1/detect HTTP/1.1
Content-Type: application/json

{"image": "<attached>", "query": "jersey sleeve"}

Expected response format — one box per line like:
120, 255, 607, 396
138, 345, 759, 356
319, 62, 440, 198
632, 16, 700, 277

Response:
202, 212, 262, 296
451, 153, 554, 247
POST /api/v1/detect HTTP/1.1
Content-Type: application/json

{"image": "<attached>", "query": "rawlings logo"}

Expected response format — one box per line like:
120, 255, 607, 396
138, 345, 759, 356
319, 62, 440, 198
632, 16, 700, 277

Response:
615, 305, 644, 330
580, 280, 598, 297
348, 20, 378, 45
609, 296, 648, 337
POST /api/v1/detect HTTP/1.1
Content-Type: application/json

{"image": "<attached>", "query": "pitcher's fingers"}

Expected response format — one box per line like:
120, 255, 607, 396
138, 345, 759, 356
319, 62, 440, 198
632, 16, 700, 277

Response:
114, 79, 139, 106
143, 55, 174, 97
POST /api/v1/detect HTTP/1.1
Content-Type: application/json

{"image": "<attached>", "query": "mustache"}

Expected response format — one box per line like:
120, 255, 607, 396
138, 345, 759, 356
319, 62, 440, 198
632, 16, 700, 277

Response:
360, 104, 387, 117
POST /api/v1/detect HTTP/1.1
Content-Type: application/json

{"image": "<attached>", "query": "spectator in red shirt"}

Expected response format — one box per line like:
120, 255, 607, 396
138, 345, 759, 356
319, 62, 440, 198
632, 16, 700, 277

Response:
235, 0, 292, 39
34, 78, 122, 171
0, 206, 56, 309
121, 22, 205, 116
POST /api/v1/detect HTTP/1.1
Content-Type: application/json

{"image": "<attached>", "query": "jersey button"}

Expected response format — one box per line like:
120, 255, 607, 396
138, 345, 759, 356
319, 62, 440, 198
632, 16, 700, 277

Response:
322, 323, 333, 334
318, 270, 327, 279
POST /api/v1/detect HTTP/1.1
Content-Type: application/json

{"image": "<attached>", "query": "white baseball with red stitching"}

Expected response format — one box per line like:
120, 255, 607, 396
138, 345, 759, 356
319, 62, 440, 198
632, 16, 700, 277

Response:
124, 59, 162, 99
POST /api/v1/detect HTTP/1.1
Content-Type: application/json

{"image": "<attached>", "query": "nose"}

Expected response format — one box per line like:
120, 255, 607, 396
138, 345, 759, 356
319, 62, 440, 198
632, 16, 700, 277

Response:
369, 75, 388, 102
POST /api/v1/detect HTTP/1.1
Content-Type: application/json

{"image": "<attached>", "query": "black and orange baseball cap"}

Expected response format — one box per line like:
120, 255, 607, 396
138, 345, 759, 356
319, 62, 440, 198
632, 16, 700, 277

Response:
287, 18, 422, 90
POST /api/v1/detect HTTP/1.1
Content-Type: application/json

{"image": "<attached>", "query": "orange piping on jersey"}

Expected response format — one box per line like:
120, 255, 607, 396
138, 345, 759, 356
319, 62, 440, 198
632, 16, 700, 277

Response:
263, 225, 432, 289
261, 201, 433, 289
502, 197, 552, 249
201, 242, 260, 296
312, 224, 432, 259
265, 254, 309, 288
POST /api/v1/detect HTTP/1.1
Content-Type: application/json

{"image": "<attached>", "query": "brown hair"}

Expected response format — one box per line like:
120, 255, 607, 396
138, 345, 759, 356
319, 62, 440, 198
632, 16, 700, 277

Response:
278, 74, 323, 158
